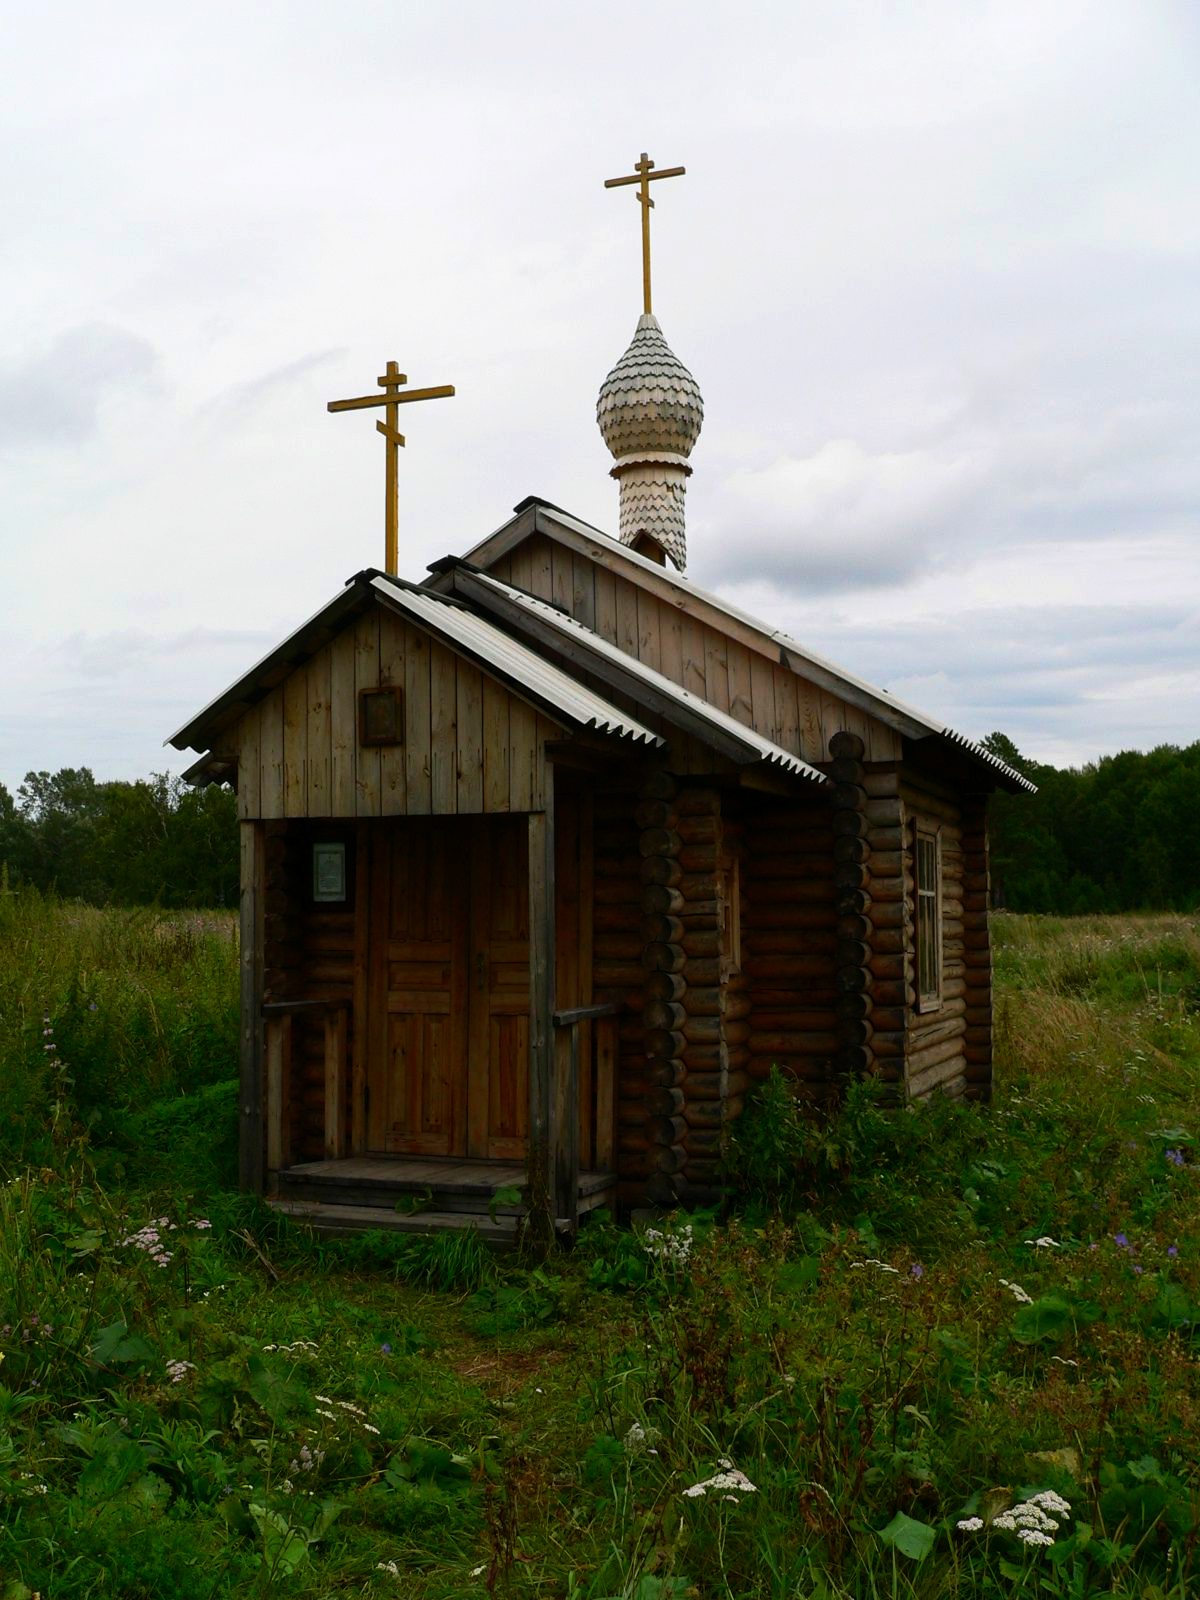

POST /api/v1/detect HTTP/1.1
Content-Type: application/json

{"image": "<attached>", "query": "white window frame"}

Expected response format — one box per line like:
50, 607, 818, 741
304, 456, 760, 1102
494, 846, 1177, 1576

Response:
914, 822, 943, 1013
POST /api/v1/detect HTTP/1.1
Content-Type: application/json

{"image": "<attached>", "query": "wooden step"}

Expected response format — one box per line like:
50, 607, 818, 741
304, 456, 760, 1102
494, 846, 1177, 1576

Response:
267, 1198, 520, 1244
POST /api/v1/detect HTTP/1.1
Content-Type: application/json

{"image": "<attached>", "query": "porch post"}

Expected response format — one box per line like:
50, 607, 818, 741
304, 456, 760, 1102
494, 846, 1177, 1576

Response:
527, 798, 556, 1244
238, 820, 266, 1192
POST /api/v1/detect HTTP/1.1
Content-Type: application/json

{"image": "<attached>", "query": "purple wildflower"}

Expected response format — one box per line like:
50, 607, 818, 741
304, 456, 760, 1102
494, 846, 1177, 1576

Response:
1168, 1245, 1179, 1258
379, 1342, 392, 1355
1114, 1233, 1129, 1249
910, 1264, 924, 1280
1165, 1149, 1185, 1167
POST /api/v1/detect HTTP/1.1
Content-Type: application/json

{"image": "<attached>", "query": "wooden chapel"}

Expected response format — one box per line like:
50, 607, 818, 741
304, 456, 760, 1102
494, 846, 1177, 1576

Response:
170, 155, 1032, 1240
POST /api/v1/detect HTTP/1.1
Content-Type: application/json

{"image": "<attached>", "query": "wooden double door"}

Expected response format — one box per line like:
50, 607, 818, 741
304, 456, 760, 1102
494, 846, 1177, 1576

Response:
366, 816, 530, 1160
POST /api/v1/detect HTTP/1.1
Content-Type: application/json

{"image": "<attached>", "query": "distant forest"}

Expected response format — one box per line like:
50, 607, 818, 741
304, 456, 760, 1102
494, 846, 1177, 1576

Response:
1, 739, 1197, 914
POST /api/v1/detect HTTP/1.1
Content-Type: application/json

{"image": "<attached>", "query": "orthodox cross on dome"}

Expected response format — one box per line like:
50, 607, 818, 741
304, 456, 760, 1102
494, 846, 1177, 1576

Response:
604, 151, 686, 316
327, 360, 455, 576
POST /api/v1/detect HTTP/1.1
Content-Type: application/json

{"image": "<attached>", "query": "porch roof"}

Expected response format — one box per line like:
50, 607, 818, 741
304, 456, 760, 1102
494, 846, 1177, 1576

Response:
444, 565, 831, 788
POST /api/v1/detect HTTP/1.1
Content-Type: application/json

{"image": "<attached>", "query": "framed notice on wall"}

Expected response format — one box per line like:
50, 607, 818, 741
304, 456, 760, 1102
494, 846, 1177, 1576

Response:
312, 841, 347, 903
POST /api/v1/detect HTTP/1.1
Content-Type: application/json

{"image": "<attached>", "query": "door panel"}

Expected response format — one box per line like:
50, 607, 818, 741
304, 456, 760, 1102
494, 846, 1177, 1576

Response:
369, 821, 468, 1155
468, 817, 530, 1160
368, 817, 530, 1160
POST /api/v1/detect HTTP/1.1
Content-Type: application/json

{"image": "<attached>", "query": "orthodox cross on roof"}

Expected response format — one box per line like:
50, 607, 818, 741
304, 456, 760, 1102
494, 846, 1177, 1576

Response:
327, 360, 455, 576
604, 151, 686, 316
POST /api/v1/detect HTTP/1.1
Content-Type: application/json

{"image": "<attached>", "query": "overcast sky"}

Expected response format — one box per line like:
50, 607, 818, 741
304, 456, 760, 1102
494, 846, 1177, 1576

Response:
2, 0, 1197, 792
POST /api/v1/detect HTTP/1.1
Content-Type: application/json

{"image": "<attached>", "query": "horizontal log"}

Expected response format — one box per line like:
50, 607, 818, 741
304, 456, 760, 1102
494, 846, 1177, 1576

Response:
870, 1030, 908, 1059
836, 966, 873, 995
832, 810, 867, 839
828, 731, 866, 761
744, 878, 837, 907
834, 992, 871, 1022
837, 913, 871, 941
640, 768, 678, 802
867, 826, 904, 852
646, 1028, 686, 1060
674, 816, 721, 846
642, 884, 685, 916
642, 942, 686, 974
839, 1016, 875, 1047
678, 843, 718, 873
910, 1014, 966, 1053
869, 952, 907, 982
753, 1006, 840, 1032
640, 854, 683, 888
874, 979, 915, 1008
683, 1126, 725, 1157
645, 1113, 688, 1146
685, 957, 722, 985
871, 926, 908, 955
828, 756, 865, 787
641, 914, 685, 945
832, 782, 867, 812
643, 969, 687, 1003
964, 1025, 992, 1047
634, 801, 677, 831
684, 1096, 742, 1129
869, 899, 911, 931
963, 1045, 992, 1068
748, 1031, 840, 1056
680, 1043, 724, 1071
643, 1000, 686, 1031
639, 828, 683, 859
743, 954, 837, 981
681, 928, 721, 959
685, 1070, 749, 1100
675, 787, 721, 816
645, 1086, 686, 1117
652, 1144, 688, 1174
870, 1004, 908, 1033
592, 961, 645, 987
837, 937, 871, 968
832, 835, 870, 865
862, 769, 900, 798
836, 1045, 872, 1075
907, 1032, 965, 1077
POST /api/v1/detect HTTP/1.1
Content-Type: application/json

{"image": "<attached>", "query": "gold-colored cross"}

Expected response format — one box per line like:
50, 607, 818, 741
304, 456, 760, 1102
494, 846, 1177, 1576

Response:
604, 151, 686, 316
327, 360, 455, 576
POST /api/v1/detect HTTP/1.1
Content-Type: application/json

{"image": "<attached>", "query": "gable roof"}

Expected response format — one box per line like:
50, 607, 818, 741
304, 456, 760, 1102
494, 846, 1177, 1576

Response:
167, 571, 663, 759
444, 565, 828, 787
452, 497, 1035, 793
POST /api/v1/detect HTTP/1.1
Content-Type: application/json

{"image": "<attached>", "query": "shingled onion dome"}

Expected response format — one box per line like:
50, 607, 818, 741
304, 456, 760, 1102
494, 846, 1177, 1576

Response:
597, 312, 703, 572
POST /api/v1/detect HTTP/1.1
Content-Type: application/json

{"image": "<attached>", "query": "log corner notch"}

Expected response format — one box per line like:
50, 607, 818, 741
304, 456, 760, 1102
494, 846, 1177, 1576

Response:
636, 767, 688, 1206
827, 733, 876, 1091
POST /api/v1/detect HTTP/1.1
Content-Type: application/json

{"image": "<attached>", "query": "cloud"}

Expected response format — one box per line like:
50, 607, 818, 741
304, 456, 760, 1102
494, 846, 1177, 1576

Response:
198, 347, 345, 422
0, 324, 158, 448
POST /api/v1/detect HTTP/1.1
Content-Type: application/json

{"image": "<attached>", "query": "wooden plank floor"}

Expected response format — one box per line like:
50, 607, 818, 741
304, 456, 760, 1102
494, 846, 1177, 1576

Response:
281, 1156, 613, 1197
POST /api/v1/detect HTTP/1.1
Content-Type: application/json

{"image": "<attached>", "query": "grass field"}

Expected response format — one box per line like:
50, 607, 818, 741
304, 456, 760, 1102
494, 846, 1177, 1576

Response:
1, 893, 1198, 1598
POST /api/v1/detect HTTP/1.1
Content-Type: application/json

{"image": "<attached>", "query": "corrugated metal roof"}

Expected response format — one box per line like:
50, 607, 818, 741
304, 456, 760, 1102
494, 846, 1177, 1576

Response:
457, 500, 1036, 792
370, 577, 663, 750
453, 569, 829, 787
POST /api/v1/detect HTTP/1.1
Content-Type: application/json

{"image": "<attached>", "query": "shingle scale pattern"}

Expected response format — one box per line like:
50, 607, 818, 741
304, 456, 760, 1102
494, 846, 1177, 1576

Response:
617, 463, 688, 571
596, 313, 704, 459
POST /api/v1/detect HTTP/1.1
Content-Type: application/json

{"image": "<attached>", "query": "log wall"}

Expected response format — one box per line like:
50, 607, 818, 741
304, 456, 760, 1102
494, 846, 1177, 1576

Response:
487, 533, 902, 768
900, 777, 967, 1100
741, 795, 839, 1106
234, 608, 560, 821
261, 821, 360, 1164
960, 794, 993, 1101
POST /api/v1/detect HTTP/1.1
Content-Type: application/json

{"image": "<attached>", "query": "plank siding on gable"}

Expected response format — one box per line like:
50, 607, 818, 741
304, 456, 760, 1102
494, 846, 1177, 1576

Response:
329, 628, 357, 816
305, 654, 332, 816
377, 611, 407, 816
229, 604, 560, 823
404, 626, 432, 815
283, 669, 308, 817
636, 588, 662, 672
594, 566, 618, 644
456, 656, 485, 814
429, 639, 458, 815
726, 638, 754, 728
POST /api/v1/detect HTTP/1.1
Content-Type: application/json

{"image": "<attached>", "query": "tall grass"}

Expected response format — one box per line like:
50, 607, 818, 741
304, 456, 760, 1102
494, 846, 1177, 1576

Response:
0, 900, 1196, 1596
0, 887, 238, 1169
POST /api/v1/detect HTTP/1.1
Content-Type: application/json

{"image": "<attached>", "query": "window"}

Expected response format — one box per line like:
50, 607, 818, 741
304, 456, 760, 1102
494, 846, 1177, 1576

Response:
312, 841, 347, 903
914, 824, 942, 1011
358, 686, 404, 747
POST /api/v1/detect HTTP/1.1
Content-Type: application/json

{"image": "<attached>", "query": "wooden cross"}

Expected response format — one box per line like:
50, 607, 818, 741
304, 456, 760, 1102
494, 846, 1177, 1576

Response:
604, 151, 686, 316
327, 361, 455, 576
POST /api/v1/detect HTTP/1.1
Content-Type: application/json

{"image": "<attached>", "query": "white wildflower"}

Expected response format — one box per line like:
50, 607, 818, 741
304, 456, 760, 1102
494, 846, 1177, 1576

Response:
1025, 1237, 1061, 1249
683, 1458, 757, 1499
643, 1224, 694, 1267
998, 1278, 1034, 1304
956, 1516, 984, 1532
376, 1559, 402, 1577
1018, 1528, 1056, 1546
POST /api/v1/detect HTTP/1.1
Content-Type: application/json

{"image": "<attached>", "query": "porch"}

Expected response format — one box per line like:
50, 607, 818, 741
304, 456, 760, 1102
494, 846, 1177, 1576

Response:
268, 1154, 617, 1244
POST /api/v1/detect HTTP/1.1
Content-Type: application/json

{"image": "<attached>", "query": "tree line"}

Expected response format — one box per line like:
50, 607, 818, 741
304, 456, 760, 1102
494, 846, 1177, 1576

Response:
983, 735, 1200, 914
0, 770, 238, 908
1, 740, 1197, 914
